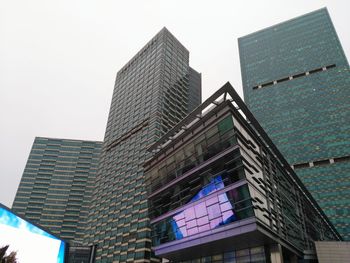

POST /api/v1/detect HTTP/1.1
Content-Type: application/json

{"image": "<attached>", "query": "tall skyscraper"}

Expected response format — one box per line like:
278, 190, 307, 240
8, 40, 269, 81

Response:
85, 28, 201, 262
238, 8, 350, 239
12, 137, 102, 244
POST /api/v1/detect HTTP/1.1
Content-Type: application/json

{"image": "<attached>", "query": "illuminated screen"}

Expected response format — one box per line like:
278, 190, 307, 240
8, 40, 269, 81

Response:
171, 175, 236, 239
0, 205, 65, 263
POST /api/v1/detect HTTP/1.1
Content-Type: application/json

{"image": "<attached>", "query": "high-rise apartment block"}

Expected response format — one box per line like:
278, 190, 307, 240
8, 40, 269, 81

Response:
144, 83, 341, 263
84, 28, 201, 262
12, 137, 102, 244
239, 8, 350, 239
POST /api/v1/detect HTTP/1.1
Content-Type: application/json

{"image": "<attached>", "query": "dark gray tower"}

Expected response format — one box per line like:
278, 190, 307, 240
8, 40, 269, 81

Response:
188, 67, 202, 113
85, 28, 201, 262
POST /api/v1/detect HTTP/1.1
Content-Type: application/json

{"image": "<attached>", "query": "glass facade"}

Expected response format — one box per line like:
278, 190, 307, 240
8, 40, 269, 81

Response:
84, 28, 201, 262
145, 84, 341, 262
12, 137, 102, 244
146, 115, 237, 196
239, 8, 350, 239
148, 150, 245, 220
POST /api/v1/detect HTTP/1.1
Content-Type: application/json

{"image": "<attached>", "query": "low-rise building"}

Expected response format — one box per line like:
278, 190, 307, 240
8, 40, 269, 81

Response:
144, 83, 341, 262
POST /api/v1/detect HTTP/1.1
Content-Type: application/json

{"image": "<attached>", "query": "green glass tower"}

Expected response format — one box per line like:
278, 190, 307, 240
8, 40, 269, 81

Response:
239, 8, 350, 239
12, 137, 102, 244
85, 28, 201, 262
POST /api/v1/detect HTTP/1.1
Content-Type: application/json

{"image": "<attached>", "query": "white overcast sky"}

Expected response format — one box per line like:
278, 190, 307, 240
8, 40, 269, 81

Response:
1, 0, 349, 207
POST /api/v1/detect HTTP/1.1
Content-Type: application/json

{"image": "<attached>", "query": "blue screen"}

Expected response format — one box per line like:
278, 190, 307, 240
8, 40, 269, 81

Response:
0, 206, 65, 263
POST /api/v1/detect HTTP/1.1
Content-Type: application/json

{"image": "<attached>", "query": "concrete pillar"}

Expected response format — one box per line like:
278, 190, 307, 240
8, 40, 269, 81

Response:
270, 244, 284, 263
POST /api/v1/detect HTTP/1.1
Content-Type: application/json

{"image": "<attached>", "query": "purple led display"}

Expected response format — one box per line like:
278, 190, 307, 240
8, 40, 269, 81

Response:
171, 175, 237, 239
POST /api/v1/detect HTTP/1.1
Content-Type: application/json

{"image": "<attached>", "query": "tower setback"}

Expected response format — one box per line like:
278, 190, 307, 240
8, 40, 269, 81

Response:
84, 27, 201, 262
